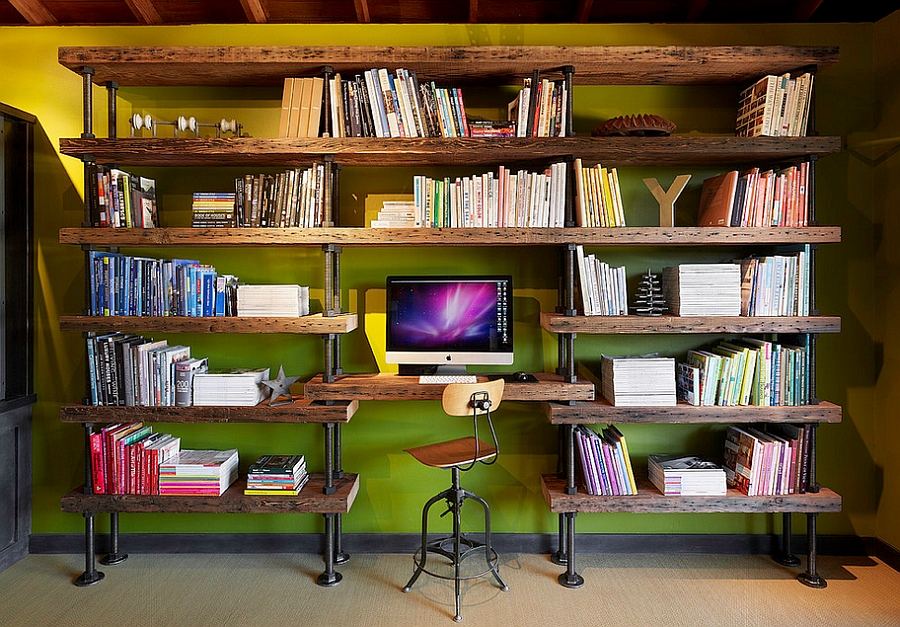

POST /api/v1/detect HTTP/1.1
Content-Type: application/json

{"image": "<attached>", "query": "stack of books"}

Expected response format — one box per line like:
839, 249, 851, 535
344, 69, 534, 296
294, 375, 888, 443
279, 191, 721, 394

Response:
236, 284, 310, 317
696, 163, 809, 228
191, 367, 270, 406
369, 199, 418, 228
244, 454, 309, 495
600, 354, 676, 407
574, 425, 637, 496
575, 245, 627, 316
158, 449, 239, 496
662, 263, 742, 316
647, 454, 727, 496
191, 192, 236, 228
735, 72, 814, 138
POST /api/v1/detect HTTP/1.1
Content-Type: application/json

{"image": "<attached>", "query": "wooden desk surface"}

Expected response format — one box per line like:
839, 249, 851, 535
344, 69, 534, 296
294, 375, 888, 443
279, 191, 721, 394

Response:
303, 372, 595, 402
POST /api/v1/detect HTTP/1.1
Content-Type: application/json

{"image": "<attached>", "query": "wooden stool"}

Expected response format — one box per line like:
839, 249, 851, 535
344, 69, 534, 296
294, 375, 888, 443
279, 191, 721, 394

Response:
402, 379, 509, 621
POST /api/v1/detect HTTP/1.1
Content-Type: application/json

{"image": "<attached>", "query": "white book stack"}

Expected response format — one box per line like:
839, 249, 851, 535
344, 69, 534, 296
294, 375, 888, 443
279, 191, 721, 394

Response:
370, 200, 419, 228
236, 284, 310, 317
662, 263, 742, 316
600, 354, 676, 406
158, 449, 239, 496
192, 367, 270, 406
647, 454, 727, 496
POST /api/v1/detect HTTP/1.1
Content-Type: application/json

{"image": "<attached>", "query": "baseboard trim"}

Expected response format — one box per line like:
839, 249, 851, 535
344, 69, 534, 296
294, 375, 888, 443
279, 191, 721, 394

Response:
30, 532, 873, 558
873, 537, 900, 571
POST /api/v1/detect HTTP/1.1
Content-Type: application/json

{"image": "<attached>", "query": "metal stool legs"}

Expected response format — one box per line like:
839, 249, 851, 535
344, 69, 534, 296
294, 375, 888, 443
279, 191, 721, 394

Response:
403, 467, 508, 621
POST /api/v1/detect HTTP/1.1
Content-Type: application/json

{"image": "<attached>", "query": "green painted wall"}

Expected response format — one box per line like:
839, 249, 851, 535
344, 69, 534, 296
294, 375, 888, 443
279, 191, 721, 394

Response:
874, 12, 900, 552
0, 21, 884, 541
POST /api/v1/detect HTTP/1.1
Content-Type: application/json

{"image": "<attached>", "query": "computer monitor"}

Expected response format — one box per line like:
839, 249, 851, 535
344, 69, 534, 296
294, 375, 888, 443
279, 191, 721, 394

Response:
385, 275, 513, 375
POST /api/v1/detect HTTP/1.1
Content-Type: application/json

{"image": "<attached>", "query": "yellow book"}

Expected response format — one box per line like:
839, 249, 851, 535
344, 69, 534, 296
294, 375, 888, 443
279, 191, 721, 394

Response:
297, 77, 313, 138
287, 77, 305, 138
307, 76, 324, 138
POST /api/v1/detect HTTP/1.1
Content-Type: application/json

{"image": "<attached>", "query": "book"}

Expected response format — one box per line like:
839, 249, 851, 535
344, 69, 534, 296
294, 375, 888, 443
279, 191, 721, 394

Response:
191, 367, 270, 406
662, 263, 742, 316
174, 357, 209, 406
697, 170, 739, 227
600, 354, 677, 407
248, 454, 306, 475
159, 449, 239, 496
278, 77, 294, 137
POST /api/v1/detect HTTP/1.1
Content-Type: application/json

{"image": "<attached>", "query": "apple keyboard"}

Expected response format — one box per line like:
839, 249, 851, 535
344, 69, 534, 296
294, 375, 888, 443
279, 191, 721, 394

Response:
418, 375, 478, 384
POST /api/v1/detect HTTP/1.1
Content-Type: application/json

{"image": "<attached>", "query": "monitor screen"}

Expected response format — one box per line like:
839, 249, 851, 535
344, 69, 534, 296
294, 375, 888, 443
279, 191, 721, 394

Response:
385, 275, 513, 374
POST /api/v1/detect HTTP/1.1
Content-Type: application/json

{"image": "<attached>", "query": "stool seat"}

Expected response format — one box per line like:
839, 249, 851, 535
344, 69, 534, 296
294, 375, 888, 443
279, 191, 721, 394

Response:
404, 437, 497, 468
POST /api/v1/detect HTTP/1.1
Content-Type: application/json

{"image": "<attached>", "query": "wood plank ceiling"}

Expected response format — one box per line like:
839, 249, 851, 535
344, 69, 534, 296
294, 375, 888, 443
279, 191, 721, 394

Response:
0, 0, 897, 26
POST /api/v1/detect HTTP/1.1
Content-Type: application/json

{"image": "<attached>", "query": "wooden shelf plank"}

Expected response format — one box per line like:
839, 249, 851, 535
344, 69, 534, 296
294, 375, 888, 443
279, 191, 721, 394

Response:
540, 474, 841, 514
61, 473, 359, 515
58, 45, 839, 87
59, 226, 842, 248
542, 399, 842, 424
60, 398, 358, 424
303, 372, 595, 402
540, 313, 841, 335
58, 136, 842, 167
58, 313, 358, 334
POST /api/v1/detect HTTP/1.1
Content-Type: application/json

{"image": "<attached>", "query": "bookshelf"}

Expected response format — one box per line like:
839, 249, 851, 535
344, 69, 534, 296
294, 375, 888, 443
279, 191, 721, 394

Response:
58, 44, 842, 591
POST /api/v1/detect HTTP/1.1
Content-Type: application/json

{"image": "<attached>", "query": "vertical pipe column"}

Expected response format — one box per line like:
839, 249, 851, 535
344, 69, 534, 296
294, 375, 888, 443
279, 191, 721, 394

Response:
322, 66, 334, 138
799, 424, 826, 587
774, 512, 800, 567
317, 514, 342, 586
563, 66, 575, 138
81, 67, 94, 139
75, 423, 104, 586
105, 81, 118, 138
557, 512, 583, 588
100, 513, 128, 566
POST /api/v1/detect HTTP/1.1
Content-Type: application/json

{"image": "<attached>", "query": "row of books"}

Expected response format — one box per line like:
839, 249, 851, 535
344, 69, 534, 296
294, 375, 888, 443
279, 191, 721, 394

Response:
679, 337, 809, 407
723, 424, 813, 496
574, 425, 637, 496
278, 77, 325, 138
736, 72, 814, 138
697, 163, 809, 228
601, 354, 677, 407
411, 162, 569, 228
245, 454, 308, 496
87, 333, 194, 407
90, 165, 158, 229
648, 454, 727, 496
741, 250, 811, 317
573, 158, 626, 227
311, 68, 471, 139
507, 74, 571, 138
575, 245, 628, 316
234, 166, 332, 228
159, 449, 239, 496
89, 422, 181, 494
191, 192, 237, 228
88, 251, 238, 317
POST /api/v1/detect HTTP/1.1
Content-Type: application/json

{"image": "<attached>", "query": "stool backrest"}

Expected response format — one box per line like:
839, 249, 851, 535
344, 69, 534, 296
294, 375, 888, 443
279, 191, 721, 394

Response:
441, 379, 504, 416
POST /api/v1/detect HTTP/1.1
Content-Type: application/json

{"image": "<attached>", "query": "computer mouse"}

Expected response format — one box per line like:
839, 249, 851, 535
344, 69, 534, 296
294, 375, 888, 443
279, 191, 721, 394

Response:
514, 371, 529, 381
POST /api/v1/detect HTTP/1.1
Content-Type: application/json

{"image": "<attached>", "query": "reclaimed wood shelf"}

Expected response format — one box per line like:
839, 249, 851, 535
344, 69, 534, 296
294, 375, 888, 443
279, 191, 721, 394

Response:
62, 473, 359, 515
58, 313, 358, 334
540, 474, 842, 515
58, 135, 842, 168
60, 398, 357, 424
542, 399, 842, 425
303, 372, 595, 403
59, 226, 843, 248
59, 45, 839, 88
540, 313, 841, 335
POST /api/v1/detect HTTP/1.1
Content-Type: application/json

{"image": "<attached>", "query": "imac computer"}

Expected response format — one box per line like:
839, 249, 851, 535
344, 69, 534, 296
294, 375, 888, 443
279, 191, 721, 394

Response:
385, 275, 513, 376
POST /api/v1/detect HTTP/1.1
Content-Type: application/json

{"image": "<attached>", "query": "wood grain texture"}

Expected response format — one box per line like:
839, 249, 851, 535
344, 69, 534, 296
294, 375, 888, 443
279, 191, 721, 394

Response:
60, 398, 358, 424
541, 399, 842, 424
540, 313, 841, 335
58, 313, 357, 334
58, 45, 839, 87
540, 474, 842, 514
61, 473, 359, 514
59, 226, 842, 248
58, 136, 842, 167
303, 372, 594, 402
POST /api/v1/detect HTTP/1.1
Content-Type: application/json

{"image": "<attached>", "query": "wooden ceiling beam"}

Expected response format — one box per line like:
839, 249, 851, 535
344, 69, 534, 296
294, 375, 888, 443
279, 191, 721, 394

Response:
124, 0, 162, 24
469, 0, 478, 23
576, 0, 594, 23
353, 0, 371, 23
685, 0, 709, 22
239, 0, 268, 23
8, 0, 57, 24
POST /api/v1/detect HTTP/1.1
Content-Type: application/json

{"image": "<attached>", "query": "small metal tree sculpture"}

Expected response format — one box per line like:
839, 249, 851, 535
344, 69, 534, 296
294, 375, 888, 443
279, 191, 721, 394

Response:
632, 268, 667, 316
